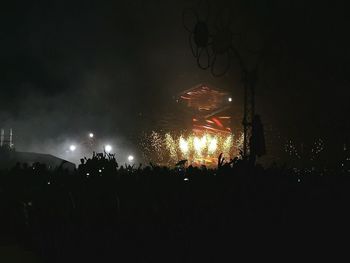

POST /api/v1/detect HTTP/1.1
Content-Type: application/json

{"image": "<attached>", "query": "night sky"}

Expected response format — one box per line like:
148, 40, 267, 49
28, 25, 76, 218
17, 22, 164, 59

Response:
1, 0, 349, 159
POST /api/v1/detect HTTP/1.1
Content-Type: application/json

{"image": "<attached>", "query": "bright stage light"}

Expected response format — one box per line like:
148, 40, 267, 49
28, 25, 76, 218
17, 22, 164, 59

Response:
194, 135, 207, 155
104, 145, 112, 153
208, 137, 218, 153
228, 97, 232, 102
128, 155, 134, 162
89, 133, 94, 138
179, 137, 189, 154
69, 145, 76, 152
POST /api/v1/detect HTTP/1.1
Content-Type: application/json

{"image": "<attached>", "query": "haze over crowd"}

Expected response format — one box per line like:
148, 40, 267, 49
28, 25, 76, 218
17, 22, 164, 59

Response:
1, 0, 349, 160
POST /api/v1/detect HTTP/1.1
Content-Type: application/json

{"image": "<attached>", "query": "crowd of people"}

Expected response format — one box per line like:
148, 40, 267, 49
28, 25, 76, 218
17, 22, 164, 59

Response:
0, 152, 350, 262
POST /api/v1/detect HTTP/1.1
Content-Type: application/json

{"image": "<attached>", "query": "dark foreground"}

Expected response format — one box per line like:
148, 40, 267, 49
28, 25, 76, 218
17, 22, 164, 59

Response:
1, 157, 350, 262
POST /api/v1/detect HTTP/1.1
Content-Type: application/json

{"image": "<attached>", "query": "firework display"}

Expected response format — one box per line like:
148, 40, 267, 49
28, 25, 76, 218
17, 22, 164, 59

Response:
140, 84, 242, 166
140, 84, 240, 166
164, 132, 241, 165
141, 131, 244, 166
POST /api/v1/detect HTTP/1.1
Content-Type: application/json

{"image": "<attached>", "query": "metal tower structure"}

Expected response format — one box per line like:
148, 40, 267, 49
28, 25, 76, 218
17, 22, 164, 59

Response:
183, 2, 262, 160
0, 128, 14, 149
9, 128, 13, 148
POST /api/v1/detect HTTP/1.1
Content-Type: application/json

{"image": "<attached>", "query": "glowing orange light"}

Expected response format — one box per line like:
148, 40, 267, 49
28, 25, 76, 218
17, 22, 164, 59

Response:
212, 117, 224, 128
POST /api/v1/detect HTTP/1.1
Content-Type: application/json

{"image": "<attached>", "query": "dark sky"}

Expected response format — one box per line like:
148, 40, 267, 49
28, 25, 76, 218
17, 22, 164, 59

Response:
1, 0, 349, 157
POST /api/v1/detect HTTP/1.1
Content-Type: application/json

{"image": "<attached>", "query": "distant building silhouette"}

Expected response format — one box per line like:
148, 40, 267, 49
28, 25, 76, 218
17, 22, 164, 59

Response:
0, 128, 75, 171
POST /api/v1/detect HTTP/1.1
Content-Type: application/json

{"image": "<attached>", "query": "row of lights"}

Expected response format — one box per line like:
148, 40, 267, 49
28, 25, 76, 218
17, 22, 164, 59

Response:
69, 143, 113, 153
68, 132, 134, 162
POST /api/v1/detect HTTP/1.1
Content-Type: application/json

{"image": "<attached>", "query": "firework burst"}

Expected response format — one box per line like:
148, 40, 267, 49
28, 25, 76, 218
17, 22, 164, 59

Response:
141, 131, 243, 166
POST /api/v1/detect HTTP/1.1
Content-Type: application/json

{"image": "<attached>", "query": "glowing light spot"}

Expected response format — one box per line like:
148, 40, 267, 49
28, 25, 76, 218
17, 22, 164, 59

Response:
194, 135, 207, 156
89, 133, 94, 138
104, 145, 112, 153
69, 145, 76, 152
208, 137, 218, 154
179, 137, 189, 154
228, 97, 232, 102
128, 155, 134, 162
